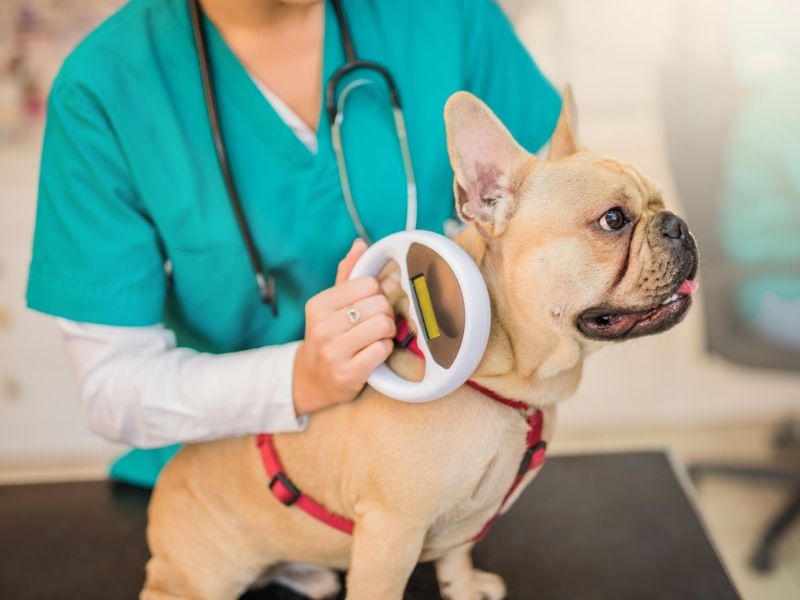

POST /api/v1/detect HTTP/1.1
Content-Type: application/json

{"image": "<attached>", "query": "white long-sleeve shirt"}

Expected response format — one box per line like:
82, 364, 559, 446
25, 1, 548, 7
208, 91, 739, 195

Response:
59, 73, 316, 448
58, 320, 307, 448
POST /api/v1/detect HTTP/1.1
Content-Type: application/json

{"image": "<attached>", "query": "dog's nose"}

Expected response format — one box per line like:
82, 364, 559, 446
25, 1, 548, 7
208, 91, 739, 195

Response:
661, 213, 687, 241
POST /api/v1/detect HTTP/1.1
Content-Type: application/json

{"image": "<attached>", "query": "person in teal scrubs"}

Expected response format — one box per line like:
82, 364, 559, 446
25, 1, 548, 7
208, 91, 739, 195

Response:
26, 0, 561, 487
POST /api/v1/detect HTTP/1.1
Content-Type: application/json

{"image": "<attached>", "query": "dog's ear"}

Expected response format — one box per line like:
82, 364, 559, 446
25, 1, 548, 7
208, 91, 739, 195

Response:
548, 84, 581, 160
444, 92, 528, 235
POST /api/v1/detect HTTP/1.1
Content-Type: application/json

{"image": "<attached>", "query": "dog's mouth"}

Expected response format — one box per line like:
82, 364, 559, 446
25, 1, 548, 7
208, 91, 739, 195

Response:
577, 278, 698, 341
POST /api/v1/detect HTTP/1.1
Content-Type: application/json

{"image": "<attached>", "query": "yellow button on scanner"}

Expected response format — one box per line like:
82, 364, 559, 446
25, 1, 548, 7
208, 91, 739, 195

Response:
411, 274, 441, 340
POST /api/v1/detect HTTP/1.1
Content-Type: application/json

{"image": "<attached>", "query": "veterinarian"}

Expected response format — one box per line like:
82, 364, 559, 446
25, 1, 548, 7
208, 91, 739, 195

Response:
26, 0, 561, 488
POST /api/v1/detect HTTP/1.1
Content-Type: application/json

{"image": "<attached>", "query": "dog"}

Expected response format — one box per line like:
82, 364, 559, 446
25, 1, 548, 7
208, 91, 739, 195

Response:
142, 86, 698, 600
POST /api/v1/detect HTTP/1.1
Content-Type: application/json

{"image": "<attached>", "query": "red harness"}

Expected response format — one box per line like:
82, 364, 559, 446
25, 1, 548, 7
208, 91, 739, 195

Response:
255, 319, 546, 542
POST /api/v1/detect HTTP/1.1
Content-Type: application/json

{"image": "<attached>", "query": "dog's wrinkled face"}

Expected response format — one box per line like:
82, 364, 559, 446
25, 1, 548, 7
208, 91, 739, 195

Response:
445, 88, 698, 350
515, 154, 699, 342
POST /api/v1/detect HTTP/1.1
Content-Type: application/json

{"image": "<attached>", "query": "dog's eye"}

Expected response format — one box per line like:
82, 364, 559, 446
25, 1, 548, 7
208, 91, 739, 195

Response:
599, 208, 628, 231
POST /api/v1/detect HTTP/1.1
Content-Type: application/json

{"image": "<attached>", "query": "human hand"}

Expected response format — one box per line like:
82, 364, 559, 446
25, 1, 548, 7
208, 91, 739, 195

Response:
292, 239, 396, 416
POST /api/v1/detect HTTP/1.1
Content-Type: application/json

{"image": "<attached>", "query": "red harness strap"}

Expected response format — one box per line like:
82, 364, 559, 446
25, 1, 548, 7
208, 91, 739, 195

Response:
255, 433, 354, 534
255, 318, 546, 542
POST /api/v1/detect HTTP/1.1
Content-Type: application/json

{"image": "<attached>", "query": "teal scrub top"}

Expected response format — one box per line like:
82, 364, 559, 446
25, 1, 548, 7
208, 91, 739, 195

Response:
27, 0, 561, 488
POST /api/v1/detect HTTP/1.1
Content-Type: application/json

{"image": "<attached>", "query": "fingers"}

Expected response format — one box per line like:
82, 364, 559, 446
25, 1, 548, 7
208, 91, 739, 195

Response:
336, 293, 394, 334
309, 293, 394, 345
310, 276, 383, 316
348, 338, 394, 383
296, 239, 398, 413
338, 311, 397, 358
335, 238, 368, 285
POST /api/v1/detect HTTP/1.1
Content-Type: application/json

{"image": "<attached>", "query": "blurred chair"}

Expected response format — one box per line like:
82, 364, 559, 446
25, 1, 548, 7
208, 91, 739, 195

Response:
661, 38, 800, 571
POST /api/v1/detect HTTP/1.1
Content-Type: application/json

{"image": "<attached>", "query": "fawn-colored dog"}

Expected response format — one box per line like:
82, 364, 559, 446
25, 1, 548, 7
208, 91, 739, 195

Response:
143, 87, 698, 599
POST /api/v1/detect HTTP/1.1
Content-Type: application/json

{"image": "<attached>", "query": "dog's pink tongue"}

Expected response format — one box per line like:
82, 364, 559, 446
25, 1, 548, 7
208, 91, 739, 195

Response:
678, 279, 698, 296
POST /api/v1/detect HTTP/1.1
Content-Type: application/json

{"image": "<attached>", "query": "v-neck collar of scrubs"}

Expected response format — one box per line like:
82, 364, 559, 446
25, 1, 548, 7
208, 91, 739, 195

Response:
249, 72, 318, 154
172, 0, 343, 169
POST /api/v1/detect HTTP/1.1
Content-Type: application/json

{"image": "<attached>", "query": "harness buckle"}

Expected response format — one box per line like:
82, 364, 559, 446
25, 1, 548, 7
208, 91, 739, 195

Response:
269, 471, 301, 506
518, 441, 547, 476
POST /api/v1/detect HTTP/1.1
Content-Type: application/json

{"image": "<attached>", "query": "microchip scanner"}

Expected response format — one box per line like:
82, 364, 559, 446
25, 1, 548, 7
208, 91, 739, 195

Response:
349, 230, 491, 403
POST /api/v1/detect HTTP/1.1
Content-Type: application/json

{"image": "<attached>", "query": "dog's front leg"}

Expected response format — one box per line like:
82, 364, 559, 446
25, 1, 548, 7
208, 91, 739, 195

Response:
346, 510, 426, 600
434, 543, 506, 600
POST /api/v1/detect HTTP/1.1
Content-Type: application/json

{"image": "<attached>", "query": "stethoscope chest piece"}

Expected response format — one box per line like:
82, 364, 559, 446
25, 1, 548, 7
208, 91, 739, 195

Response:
349, 231, 491, 403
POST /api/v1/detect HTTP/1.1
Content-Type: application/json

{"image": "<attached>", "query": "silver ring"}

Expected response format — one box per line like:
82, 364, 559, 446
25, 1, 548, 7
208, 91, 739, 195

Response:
347, 307, 362, 324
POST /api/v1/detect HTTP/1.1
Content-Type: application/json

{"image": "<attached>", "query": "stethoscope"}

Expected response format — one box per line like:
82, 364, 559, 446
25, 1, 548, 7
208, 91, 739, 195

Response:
188, 0, 417, 317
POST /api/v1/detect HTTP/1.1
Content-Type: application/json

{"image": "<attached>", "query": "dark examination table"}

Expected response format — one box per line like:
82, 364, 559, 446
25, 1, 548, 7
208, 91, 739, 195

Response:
0, 451, 739, 599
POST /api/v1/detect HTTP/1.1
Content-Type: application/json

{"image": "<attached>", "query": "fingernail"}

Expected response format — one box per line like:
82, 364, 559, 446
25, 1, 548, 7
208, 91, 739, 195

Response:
352, 238, 366, 250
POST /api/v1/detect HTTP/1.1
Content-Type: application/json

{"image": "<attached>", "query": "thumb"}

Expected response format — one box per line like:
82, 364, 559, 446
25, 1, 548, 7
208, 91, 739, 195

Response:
335, 238, 368, 284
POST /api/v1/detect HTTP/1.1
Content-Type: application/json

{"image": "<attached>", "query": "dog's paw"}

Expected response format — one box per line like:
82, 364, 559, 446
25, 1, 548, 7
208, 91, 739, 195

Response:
471, 570, 506, 600
260, 562, 341, 600
440, 569, 506, 600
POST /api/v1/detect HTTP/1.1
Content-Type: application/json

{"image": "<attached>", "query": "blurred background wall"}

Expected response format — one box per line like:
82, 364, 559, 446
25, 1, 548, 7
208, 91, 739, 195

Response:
512, 0, 800, 433
1, 0, 799, 596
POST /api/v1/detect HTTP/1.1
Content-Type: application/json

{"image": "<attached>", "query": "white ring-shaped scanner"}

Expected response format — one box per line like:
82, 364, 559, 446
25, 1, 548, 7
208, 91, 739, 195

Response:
349, 231, 491, 403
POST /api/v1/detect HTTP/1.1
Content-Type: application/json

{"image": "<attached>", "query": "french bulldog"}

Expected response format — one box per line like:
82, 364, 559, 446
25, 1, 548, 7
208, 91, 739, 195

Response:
142, 86, 698, 600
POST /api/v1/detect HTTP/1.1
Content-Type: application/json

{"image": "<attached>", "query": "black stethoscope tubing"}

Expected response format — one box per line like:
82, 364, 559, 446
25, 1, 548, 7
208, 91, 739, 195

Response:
188, 0, 406, 317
